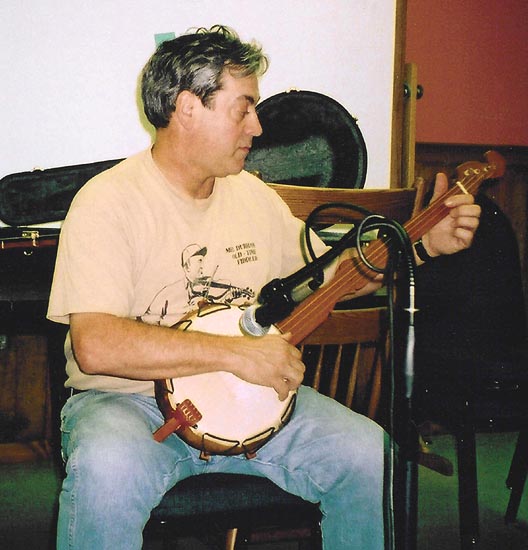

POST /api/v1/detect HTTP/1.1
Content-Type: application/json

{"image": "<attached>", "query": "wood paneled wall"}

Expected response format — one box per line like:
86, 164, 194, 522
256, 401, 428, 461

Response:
0, 334, 52, 462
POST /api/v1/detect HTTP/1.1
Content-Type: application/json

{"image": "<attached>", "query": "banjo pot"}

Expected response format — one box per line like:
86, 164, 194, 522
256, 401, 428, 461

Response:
155, 302, 296, 458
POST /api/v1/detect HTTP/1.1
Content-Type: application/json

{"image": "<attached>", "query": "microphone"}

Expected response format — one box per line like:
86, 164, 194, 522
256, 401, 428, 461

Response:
239, 225, 354, 337
239, 304, 273, 336
238, 207, 381, 337
239, 273, 324, 336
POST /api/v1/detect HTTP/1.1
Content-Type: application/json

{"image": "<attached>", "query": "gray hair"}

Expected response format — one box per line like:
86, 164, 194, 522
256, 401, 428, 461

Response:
141, 25, 269, 128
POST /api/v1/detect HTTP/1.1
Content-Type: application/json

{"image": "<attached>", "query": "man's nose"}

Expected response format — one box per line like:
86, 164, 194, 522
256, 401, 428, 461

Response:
248, 111, 263, 137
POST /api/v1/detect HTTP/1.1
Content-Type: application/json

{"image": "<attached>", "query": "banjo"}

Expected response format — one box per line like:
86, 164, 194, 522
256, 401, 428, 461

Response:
153, 152, 505, 458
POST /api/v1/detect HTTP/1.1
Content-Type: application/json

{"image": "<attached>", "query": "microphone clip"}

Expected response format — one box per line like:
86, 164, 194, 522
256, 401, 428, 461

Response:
256, 278, 297, 326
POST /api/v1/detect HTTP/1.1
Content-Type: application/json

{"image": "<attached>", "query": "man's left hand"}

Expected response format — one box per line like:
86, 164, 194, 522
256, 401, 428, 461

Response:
420, 172, 481, 259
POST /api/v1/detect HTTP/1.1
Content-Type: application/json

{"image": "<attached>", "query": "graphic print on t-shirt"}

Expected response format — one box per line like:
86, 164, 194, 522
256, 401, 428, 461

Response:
139, 242, 256, 326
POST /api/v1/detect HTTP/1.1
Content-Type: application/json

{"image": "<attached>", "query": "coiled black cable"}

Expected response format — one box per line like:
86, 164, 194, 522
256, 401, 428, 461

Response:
303, 201, 419, 549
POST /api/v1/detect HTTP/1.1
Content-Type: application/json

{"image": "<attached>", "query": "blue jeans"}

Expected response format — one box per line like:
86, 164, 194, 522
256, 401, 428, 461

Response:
58, 386, 388, 549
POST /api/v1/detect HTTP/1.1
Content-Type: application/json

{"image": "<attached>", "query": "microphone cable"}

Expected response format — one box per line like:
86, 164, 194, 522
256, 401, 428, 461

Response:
302, 201, 419, 549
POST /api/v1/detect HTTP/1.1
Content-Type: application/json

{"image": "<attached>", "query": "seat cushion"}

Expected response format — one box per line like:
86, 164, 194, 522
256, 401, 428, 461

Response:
150, 473, 318, 519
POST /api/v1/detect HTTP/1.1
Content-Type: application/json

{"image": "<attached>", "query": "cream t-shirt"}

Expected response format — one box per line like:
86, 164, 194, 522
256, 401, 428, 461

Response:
48, 149, 330, 395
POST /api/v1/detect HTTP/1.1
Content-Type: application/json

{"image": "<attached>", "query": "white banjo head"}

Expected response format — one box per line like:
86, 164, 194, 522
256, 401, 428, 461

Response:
155, 303, 296, 456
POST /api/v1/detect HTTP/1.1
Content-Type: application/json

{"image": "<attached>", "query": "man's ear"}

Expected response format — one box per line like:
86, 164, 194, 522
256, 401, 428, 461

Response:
174, 91, 198, 129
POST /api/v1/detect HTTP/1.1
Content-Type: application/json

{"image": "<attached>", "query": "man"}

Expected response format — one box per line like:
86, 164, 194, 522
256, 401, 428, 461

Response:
48, 25, 481, 549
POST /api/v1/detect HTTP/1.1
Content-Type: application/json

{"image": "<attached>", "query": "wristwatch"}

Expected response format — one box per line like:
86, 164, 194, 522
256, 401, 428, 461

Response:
413, 238, 432, 262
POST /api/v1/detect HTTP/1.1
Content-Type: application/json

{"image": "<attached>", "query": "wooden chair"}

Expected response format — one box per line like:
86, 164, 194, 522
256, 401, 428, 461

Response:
145, 183, 419, 549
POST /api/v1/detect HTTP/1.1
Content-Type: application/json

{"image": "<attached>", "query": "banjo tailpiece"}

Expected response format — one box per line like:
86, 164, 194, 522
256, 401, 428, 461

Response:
153, 399, 202, 443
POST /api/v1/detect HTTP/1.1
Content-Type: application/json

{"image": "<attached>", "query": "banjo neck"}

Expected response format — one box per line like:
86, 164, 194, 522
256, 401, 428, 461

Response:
276, 151, 505, 345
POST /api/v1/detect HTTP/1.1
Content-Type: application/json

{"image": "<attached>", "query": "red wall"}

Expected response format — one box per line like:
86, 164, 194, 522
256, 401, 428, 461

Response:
406, 0, 528, 146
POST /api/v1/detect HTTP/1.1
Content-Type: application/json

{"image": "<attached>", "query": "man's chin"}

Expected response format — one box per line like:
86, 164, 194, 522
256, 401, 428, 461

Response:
222, 163, 245, 177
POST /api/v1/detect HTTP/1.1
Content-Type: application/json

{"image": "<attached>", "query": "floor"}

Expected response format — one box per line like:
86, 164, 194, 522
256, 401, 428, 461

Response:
0, 432, 526, 549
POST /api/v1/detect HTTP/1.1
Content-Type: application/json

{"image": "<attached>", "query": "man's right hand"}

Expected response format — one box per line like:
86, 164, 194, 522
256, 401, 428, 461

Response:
227, 332, 305, 401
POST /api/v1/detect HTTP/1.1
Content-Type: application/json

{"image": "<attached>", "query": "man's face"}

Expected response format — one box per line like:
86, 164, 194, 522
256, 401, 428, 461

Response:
191, 71, 263, 178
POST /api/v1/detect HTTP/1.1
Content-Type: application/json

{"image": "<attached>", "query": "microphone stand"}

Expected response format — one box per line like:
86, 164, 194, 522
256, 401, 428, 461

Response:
247, 215, 420, 550
399, 286, 419, 550
387, 240, 418, 550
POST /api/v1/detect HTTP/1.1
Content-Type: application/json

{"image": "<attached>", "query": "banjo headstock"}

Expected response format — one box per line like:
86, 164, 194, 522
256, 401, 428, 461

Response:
454, 150, 506, 194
